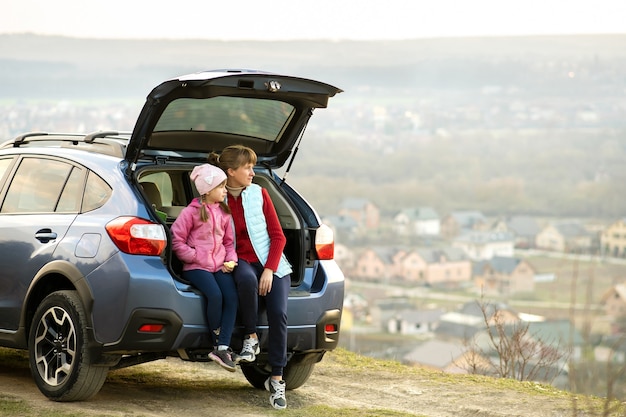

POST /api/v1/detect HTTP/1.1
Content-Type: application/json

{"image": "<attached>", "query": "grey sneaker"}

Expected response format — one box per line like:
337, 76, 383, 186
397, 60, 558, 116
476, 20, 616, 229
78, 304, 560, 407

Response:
237, 337, 259, 363
208, 348, 236, 372
264, 377, 287, 410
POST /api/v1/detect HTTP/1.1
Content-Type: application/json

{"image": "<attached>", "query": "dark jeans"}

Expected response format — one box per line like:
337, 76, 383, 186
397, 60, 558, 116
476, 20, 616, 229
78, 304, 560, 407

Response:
233, 260, 290, 377
184, 269, 238, 348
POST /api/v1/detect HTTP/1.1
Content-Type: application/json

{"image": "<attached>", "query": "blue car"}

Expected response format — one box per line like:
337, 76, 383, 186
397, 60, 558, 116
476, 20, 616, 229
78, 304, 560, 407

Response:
0, 69, 345, 401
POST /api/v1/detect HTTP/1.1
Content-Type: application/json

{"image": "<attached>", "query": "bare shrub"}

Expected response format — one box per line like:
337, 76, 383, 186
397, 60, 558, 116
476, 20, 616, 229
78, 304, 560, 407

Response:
462, 299, 567, 384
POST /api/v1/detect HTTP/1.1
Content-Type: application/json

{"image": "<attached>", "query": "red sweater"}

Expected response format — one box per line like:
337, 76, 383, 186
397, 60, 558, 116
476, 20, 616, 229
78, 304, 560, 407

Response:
227, 187, 286, 273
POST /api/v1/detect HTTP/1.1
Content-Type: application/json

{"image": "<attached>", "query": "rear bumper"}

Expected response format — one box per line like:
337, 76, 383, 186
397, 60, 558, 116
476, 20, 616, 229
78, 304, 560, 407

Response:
91, 255, 344, 359
87, 252, 210, 351
101, 308, 184, 353
316, 308, 342, 350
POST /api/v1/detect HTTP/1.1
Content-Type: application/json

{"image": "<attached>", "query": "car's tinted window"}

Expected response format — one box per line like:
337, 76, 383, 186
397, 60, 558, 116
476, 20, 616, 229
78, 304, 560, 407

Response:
57, 166, 84, 212
1, 157, 74, 213
154, 97, 295, 142
0, 157, 14, 185
82, 171, 111, 212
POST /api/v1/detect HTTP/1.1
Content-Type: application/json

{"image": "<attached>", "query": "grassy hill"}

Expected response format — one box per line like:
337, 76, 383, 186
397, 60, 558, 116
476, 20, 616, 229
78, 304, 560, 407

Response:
0, 347, 623, 416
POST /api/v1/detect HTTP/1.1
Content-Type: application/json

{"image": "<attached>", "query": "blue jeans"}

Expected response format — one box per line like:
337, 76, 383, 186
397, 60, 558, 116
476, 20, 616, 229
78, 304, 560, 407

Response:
184, 269, 238, 348
233, 260, 290, 377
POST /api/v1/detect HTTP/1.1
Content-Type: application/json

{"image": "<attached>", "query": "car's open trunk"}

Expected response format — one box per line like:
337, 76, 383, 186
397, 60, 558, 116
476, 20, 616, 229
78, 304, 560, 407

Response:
136, 166, 305, 288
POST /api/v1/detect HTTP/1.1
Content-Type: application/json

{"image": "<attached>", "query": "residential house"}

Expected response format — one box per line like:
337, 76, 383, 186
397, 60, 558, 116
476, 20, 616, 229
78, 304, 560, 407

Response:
354, 246, 471, 287
394, 249, 428, 283
434, 311, 487, 341
440, 210, 487, 239
338, 198, 380, 230
333, 243, 356, 277
604, 284, 626, 319
369, 298, 416, 330
473, 256, 536, 296
601, 218, 626, 258
601, 283, 626, 324
523, 319, 584, 362
535, 221, 593, 253
353, 247, 398, 282
386, 308, 445, 335
413, 247, 471, 288
403, 339, 491, 374
492, 216, 542, 249
457, 300, 521, 322
322, 214, 360, 242
435, 301, 522, 341
452, 231, 515, 261
393, 207, 440, 237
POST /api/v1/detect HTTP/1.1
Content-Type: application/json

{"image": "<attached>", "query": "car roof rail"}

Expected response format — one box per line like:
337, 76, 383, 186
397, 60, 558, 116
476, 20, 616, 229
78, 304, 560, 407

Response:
2, 131, 131, 157
84, 130, 130, 143
9, 132, 82, 146
13, 132, 54, 146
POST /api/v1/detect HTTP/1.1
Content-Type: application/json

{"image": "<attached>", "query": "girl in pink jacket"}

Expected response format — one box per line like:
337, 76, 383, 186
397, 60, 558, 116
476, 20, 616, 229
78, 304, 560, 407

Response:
171, 163, 239, 372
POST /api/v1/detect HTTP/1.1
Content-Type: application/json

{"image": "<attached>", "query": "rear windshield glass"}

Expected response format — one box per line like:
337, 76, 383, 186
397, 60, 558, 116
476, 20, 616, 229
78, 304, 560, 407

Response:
154, 97, 295, 142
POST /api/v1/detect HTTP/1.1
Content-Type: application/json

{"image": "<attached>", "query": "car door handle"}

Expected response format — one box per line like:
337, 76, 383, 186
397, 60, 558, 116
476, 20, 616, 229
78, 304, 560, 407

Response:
35, 229, 58, 243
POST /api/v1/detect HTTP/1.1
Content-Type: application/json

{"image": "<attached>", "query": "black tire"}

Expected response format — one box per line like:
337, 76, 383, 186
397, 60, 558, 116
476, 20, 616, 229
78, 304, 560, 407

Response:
28, 290, 109, 401
240, 363, 270, 389
282, 362, 315, 389
241, 361, 315, 390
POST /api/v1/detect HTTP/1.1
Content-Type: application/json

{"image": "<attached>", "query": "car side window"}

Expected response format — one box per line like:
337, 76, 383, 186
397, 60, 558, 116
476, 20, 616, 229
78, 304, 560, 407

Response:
82, 171, 111, 212
57, 166, 84, 212
0, 157, 14, 186
1, 157, 74, 214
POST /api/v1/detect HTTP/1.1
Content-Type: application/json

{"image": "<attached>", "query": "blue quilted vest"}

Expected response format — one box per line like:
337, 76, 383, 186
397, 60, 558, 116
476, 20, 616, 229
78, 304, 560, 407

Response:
240, 184, 292, 278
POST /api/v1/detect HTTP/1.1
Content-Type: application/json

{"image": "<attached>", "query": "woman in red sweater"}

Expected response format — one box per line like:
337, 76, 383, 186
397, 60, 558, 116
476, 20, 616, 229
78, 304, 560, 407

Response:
209, 145, 292, 410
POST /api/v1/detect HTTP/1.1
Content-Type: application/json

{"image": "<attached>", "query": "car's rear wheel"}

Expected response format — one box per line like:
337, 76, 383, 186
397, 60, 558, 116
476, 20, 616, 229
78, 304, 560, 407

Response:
283, 361, 316, 389
241, 360, 315, 390
240, 362, 269, 389
28, 290, 109, 401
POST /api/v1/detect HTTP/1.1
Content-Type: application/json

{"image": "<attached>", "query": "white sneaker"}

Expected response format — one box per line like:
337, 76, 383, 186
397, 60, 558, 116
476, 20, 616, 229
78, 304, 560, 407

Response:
237, 337, 259, 363
264, 377, 287, 410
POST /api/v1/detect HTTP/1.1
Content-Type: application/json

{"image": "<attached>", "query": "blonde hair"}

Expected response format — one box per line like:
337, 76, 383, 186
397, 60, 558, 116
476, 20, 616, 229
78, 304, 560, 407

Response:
198, 179, 230, 222
208, 145, 257, 173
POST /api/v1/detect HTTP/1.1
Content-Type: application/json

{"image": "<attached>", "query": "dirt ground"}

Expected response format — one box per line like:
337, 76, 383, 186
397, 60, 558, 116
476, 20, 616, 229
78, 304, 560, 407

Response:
0, 348, 613, 417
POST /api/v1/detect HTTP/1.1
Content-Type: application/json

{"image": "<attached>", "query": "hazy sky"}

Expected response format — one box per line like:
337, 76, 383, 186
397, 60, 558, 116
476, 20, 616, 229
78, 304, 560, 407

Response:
2, 0, 625, 41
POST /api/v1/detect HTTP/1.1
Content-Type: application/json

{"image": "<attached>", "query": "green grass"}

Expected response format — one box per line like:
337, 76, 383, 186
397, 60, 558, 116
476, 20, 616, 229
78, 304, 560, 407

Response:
1, 346, 625, 417
0, 395, 31, 416
326, 349, 626, 416
0, 394, 100, 417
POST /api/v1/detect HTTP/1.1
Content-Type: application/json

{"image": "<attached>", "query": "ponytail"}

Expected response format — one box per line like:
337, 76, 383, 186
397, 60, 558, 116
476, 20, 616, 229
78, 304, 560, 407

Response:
199, 196, 208, 222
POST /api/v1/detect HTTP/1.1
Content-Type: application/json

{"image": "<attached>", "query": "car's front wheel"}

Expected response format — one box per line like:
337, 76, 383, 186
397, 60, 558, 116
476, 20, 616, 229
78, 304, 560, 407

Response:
28, 290, 109, 401
241, 360, 315, 390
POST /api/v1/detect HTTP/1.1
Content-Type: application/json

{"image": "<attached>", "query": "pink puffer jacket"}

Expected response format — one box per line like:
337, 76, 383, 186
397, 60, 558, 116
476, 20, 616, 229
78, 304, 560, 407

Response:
171, 198, 237, 273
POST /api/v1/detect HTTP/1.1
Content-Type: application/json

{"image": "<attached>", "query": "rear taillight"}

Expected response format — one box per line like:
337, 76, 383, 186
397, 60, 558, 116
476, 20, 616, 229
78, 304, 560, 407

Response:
325, 323, 338, 334
138, 324, 165, 333
105, 216, 166, 256
314, 223, 334, 260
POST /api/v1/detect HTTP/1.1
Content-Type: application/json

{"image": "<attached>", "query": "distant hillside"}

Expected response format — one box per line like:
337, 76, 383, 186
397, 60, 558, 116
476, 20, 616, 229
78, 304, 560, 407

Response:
1, 34, 625, 99
2, 34, 626, 219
